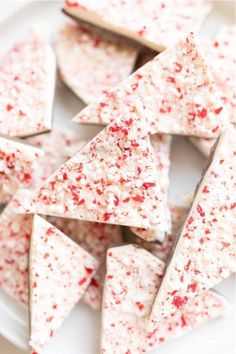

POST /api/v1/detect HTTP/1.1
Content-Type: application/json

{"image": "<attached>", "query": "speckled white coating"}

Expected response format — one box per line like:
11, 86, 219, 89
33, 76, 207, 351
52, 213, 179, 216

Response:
0, 136, 44, 203
56, 20, 138, 104
132, 205, 187, 262
73, 34, 227, 138
32, 115, 169, 231
49, 217, 123, 310
63, 0, 211, 52
130, 133, 171, 241
190, 26, 236, 156
0, 24, 56, 137
0, 189, 33, 306
26, 124, 86, 183
150, 126, 236, 325
101, 245, 229, 353
29, 215, 98, 354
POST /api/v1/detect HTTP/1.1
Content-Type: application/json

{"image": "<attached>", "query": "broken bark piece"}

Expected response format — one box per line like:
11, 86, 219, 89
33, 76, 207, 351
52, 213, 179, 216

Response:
32, 115, 169, 232
130, 133, 171, 241
29, 215, 98, 353
0, 24, 56, 137
73, 34, 227, 138
63, 0, 211, 52
56, 20, 138, 104
0, 189, 33, 306
190, 26, 236, 156
150, 126, 236, 325
0, 136, 44, 204
101, 244, 229, 353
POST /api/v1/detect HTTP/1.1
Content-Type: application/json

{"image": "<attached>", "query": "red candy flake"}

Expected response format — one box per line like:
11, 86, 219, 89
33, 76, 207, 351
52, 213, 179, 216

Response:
136, 301, 144, 311
197, 108, 207, 118
214, 107, 223, 115
172, 295, 188, 308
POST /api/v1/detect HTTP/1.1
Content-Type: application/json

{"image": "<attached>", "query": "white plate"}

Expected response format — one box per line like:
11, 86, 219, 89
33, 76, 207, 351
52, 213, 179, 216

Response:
0, 1, 235, 354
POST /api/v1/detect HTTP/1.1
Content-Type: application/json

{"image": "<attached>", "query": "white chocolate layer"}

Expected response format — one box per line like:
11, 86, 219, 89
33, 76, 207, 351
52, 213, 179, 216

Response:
64, 0, 211, 52
56, 20, 138, 104
101, 245, 229, 353
0, 24, 56, 137
29, 215, 98, 353
32, 115, 169, 231
0, 136, 44, 203
150, 126, 236, 325
74, 34, 227, 138
0, 189, 33, 306
190, 26, 236, 157
49, 217, 123, 310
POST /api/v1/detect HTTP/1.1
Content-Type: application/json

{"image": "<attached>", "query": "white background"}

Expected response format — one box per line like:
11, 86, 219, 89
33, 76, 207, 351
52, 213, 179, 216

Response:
0, 1, 235, 354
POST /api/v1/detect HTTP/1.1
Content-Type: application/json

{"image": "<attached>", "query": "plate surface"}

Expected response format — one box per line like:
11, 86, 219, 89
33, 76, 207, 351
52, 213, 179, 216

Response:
0, 1, 235, 354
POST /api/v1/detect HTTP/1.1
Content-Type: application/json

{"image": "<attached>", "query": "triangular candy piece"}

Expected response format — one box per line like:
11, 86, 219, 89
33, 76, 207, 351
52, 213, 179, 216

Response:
33, 116, 169, 231
56, 20, 138, 104
0, 24, 56, 137
150, 125, 236, 325
49, 217, 123, 310
130, 133, 171, 241
101, 244, 229, 353
0, 189, 33, 306
73, 33, 227, 138
0, 136, 44, 203
190, 25, 236, 156
63, 0, 211, 51
29, 215, 98, 353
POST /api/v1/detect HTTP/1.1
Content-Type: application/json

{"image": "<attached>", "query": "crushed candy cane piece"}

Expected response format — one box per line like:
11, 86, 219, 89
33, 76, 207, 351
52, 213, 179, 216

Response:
0, 24, 56, 137
33, 115, 169, 231
190, 25, 236, 156
0, 189, 33, 306
130, 134, 171, 241
63, 0, 211, 52
131, 205, 187, 262
150, 125, 236, 324
49, 217, 123, 309
0, 136, 44, 204
101, 244, 229, 353
73, 33, 227, 138
29, 215, 98, 353
56, 20, 138, 104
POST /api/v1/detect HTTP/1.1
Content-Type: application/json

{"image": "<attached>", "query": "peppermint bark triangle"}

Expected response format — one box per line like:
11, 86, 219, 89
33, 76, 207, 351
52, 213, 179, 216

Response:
55, 20, 138, 104
74, 33, 227, 138
102, 245, 229, 353
0, 136, 44, 203
63, 0, 211, 52
150, 126, 236, 325
33, 117, 169, 231
29, 215, 98, 353
0, 24, 56, 137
